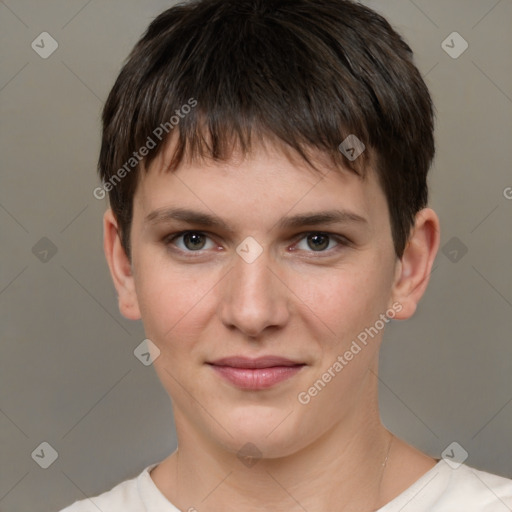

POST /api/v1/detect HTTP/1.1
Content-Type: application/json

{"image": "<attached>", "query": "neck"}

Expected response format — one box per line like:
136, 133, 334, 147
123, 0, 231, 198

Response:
154, 384, 397, 511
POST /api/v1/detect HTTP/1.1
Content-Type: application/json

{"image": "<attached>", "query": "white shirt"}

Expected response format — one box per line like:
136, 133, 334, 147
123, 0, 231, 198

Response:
59, 459, 512, 511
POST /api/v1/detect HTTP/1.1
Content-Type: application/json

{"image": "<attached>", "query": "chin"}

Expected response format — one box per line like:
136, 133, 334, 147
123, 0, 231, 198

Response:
213, 406, 309, 460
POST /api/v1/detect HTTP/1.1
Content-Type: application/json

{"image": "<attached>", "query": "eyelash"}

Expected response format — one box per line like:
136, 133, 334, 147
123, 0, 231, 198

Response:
163, 230, 351, 257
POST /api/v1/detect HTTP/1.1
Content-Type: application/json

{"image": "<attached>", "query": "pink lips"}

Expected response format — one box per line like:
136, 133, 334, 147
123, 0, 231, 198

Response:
207, 356, 305, 390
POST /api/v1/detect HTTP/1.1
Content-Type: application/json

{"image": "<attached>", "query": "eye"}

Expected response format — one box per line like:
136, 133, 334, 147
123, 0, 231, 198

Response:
165, 231, 216, 252
163, 230, 351, 256
293, 232, 349, 253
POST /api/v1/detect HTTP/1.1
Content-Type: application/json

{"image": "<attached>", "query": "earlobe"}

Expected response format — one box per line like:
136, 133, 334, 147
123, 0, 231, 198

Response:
390, 208, 440, 320
103, 208, 141, 320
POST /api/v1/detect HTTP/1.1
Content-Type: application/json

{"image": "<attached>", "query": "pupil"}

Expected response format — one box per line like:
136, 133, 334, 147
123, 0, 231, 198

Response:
185, 232, 205, 250
308, 234, 328, 251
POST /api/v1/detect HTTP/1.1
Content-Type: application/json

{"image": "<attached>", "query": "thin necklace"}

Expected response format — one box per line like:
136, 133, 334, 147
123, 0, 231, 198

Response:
372, 433, 394, 512
382, 433, 394, 468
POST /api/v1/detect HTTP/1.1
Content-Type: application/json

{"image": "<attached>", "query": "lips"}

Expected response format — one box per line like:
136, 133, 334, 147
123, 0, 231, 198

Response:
207, 356, 305, 390
209, 356, 303, 368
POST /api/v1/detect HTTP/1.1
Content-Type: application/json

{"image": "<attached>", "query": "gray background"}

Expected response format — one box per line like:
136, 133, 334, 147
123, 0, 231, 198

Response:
0, 1, 511, 511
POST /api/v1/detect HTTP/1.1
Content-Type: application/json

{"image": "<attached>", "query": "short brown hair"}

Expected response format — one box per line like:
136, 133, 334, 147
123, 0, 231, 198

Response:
98, 0, 435, 261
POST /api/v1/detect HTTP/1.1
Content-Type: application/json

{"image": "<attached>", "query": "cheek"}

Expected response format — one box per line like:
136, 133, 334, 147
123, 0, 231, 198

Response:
290, 262, 389, 342
134, 242, 395, 354
133, 258, 215, 350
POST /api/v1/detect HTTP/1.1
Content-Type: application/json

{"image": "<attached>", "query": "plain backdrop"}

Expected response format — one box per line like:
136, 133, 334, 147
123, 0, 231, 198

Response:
0, 1, 511, 511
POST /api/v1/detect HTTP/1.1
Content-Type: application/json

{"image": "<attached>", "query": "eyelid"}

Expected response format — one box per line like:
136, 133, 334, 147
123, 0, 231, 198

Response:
164, 230, 352, 255
291, 231, 352, 245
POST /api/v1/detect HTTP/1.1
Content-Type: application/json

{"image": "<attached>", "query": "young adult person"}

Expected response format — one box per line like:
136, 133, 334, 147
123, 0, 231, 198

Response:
60, 0, 512, 510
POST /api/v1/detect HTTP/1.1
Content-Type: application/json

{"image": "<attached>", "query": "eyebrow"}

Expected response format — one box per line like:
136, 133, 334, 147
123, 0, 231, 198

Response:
144, 207, 367, 233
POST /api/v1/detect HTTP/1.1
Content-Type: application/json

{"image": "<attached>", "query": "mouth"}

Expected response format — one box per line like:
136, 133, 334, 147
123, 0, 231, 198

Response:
207, 356, 306, 390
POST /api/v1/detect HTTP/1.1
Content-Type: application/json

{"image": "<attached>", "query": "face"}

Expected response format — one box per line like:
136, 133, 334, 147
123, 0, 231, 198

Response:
117, 140, 406, 458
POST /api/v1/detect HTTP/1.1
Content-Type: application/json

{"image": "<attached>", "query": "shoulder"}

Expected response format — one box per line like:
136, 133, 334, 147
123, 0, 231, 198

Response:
439, 463, 512, 511
382, 460, 512, 512
57, 466, 150, 512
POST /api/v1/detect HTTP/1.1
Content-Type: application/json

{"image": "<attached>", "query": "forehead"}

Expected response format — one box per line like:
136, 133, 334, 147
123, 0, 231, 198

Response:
133, 136, 388, 233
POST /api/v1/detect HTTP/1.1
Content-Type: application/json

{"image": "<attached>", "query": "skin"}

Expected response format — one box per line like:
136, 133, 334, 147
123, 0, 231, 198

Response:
104, 137, 441, 512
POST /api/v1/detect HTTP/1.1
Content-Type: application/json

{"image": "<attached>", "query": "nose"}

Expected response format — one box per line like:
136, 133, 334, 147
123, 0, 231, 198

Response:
218, 245, 290, 339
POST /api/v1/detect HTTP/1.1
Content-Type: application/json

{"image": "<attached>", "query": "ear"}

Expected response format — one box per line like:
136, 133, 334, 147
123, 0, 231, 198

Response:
390, 208, 440, 319
103, 208, 141, 320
